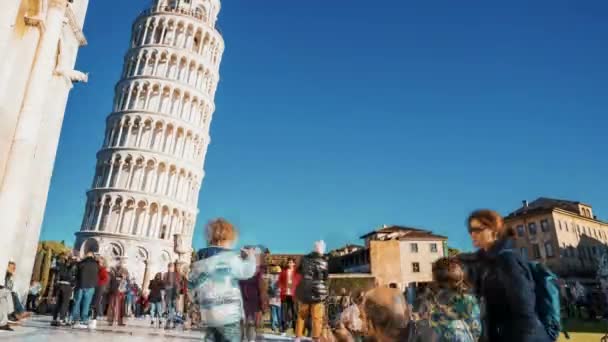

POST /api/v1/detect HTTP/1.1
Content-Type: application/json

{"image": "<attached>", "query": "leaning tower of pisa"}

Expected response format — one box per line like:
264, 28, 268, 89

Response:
74, 0, 224, 285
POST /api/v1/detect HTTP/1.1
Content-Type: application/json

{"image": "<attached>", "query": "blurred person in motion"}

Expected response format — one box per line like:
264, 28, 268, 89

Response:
279, 257, 300, 335
107, 262, 129, 327
90, 256, 109, 326
267, 265, 283, 333
339, 290, 365, 342
163, 263, 181, 329
70, 251, 99, 329
295, 240, 329, 342
417, 257, 481, 341
26, 280, 41, 312
239, 248, 266, 342
50, 254, 75, 326
148, 272, 165, 327
458, 209, 552, 342
189, 218, 257, 342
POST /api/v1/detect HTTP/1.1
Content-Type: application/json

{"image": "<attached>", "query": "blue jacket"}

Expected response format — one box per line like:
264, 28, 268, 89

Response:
189, 246, 257, 327
475, 239, 550, 342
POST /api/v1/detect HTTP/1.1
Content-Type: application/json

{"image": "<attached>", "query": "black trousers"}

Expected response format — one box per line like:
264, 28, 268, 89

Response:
281, 296, 296, 332
26, 294, 37, 312
53, 284, 73, 321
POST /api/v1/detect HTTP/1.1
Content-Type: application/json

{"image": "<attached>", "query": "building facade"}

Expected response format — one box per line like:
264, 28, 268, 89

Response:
505, 197, 608, 280
0, 0, 89, 296
329, 225, 448, 289
74, 0, 224, 286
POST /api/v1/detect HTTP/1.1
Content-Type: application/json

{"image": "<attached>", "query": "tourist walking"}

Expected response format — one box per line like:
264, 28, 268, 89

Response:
26, 280, 41, 312
107, 263, 129, 326
416, 257, 481, 342
339, 290, 365, 342
51, 254, 75, 326
279, 257, 300, 334
163, 263, 181, 329
70, 251, 99, 329
460, 209, 552, 342
148, 272, 165, 327
136, 290, 149, 318
90, 256, 109, 325
189, 218, 257, 342
268, 265, 283, 333
239, 249, 266, 342
125, 278, 135, 317
295, 240, 329, 342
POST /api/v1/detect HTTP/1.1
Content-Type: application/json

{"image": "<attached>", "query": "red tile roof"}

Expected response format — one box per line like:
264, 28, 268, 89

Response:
360, 225, 447, 240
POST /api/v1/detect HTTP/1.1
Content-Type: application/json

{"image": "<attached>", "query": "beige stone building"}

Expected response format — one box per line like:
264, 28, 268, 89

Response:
329, 225, 448, 289
504, 197, 608, 280
0, 0, 89, 296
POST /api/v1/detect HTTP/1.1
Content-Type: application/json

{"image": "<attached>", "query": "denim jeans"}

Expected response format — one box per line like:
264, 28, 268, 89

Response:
150, 302, 163, 319
204, 322, 241, 342
165, 288, 177, 323
71, 287, 95, 323
10, 291, 25, 314
270, 305, 282, 331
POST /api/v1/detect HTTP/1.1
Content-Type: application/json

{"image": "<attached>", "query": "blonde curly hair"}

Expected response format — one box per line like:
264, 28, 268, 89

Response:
206, 218, 238, 245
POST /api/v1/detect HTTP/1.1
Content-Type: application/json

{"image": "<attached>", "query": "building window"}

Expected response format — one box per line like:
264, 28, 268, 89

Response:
520, 247, 528, 258
412, 262, 420, 273
558, 221, 562, 231
528, 223, 537, 235
561, 244, 567, 257
532, 244, 541, 259
540, 219, 549, 232
410, 243, 418, 253
430, 243, 438, 253
545, 243, 554, 258
564, 221, 569, 232
516, 225, 525, 237
592, 246, 597, 255
577, 225, 581, 234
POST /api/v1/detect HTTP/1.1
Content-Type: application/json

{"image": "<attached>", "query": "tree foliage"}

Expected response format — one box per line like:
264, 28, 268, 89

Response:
39, 248, 52, 296
448, 246, 461, 257
31, 241, 72, 296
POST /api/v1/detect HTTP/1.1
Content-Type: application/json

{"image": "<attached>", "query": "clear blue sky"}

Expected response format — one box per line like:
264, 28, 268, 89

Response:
41, 0, 608, 254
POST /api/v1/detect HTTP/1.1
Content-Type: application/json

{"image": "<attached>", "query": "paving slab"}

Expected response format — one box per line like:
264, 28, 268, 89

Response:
0, 316, 303, 341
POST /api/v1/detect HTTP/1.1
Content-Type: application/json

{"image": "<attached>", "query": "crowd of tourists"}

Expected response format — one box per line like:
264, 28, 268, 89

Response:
2, 209, 608, 341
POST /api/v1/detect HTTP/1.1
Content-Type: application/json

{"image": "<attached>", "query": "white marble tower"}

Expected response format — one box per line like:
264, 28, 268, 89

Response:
74, 0, 224, 285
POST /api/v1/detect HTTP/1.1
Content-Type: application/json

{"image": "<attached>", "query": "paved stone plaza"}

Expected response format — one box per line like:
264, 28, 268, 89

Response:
0, 316, 299, 342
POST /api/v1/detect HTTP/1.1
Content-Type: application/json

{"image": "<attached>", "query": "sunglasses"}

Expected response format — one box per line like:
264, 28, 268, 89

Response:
467, 227, 485, 234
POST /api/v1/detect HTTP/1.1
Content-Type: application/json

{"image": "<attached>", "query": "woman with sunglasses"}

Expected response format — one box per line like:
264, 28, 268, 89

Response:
459, 209, 551, 342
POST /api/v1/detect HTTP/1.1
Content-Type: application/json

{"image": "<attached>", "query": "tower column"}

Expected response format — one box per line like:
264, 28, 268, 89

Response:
0, 0, 70, 278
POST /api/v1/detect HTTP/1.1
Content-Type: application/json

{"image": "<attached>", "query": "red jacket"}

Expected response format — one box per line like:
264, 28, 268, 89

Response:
278, 268, 300, 302
98, 267, 109, 287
